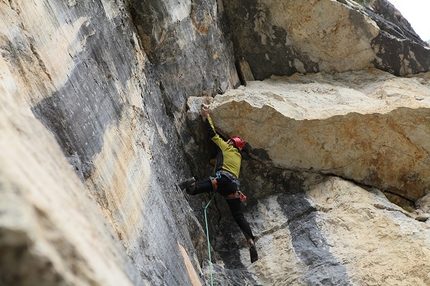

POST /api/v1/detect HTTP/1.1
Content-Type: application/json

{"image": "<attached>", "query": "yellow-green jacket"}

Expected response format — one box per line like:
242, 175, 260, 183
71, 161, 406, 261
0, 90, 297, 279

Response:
205, 117, 241, 178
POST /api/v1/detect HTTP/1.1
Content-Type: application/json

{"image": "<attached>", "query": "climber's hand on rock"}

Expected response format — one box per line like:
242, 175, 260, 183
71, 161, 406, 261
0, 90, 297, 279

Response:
201, 103, 210, 118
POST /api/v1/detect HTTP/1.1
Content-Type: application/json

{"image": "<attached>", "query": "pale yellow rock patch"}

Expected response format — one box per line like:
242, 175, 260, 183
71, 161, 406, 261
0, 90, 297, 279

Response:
0, 0, 91, 104
260, 0, 379, 72
308, 177, 430, 285
210, 69, 430, 200
85, 103, 153, 248
178, 242, 202, 286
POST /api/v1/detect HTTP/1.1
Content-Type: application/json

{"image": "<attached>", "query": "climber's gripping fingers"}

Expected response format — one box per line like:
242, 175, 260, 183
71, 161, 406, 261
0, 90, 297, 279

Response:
201, 103, 210, 118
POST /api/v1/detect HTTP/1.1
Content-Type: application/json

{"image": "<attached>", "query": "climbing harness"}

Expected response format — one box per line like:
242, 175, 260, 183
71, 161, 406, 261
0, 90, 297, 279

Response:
210, 171, 247, 203
209, 171, 246, 205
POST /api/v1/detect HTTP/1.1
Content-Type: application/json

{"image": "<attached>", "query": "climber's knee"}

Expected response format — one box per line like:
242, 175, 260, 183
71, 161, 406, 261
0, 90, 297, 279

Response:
186, 185, 196, 195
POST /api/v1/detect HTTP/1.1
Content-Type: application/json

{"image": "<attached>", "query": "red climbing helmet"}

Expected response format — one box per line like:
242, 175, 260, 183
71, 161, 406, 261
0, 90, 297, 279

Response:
230, 136, 245, 150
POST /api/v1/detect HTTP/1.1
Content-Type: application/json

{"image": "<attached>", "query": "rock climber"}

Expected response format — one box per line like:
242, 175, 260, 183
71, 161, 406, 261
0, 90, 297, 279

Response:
179, 102, 258, 263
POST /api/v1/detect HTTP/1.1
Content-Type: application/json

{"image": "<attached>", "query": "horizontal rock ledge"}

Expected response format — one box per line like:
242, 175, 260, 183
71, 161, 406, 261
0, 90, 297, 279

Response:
209, 69, 430, 201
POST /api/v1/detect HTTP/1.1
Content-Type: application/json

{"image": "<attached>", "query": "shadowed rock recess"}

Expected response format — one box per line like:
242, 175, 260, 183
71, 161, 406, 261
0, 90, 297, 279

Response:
2, 0, 430, 285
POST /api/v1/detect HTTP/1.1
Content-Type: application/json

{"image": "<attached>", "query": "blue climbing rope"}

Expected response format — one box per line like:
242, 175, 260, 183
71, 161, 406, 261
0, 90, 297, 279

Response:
196, 192, 216, 286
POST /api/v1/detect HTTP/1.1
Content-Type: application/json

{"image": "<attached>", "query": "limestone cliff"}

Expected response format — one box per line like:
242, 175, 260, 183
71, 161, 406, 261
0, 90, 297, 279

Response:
2, 0, 430, 285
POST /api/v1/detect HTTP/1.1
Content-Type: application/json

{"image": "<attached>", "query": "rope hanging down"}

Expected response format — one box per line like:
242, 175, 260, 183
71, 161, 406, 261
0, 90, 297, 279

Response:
196, 193, 216, 286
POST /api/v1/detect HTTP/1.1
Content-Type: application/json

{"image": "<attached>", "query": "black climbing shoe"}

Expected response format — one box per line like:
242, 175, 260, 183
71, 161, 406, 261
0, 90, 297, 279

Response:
250, 244, 258, 263
178, 177, 196, 191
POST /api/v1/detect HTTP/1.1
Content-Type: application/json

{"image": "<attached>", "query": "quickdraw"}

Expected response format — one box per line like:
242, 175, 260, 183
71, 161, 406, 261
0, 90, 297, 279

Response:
209, 171, 222, 191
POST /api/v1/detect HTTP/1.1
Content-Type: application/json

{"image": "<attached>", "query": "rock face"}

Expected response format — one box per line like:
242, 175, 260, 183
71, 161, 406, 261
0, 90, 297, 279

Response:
129, 0, 240, 96
306, 178, 430, 285
224, 0, 430, 79
2, 0, 430, 285
0, 94, 136, 285
210, 69, 430, 201
1, 0, 214, 285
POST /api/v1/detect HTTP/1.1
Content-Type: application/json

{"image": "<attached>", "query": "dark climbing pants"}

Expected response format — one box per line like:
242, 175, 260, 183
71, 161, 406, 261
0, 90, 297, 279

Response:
190, 175, 254, 241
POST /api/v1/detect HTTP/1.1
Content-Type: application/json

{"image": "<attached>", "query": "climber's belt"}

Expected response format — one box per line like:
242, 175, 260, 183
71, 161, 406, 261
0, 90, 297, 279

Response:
209, 171, 246, 202
218, 170, 240, 188
210, 170, 238, 191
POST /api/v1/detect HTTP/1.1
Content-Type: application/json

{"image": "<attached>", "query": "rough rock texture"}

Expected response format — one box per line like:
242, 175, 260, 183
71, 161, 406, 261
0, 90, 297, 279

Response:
129, 0, 240, 97
1, 0, 215, 285
243, 176, 430, 285
2, 0, 430, 285
0, 94, 137, 285
184, 169, 430, 284
307, 177, 430, 285
223, 0, 430, 79
210, 68, 430, 201
186, 68, 430, 284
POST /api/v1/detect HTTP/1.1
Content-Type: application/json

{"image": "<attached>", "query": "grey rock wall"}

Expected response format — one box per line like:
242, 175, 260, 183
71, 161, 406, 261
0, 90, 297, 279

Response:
2, 0, 228, 285
129, 0, 240, 107
3, 0, 430, 285
0, 89, 138, 285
